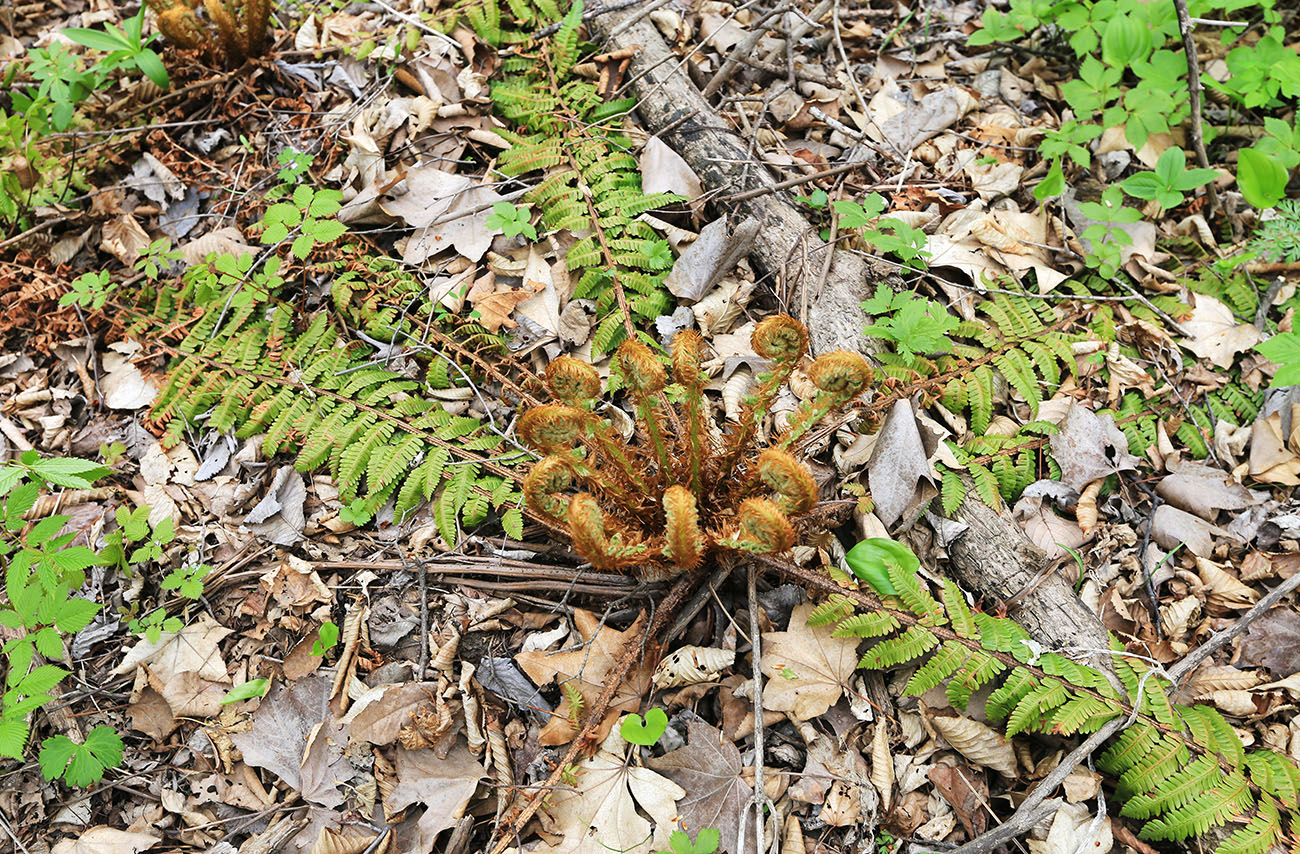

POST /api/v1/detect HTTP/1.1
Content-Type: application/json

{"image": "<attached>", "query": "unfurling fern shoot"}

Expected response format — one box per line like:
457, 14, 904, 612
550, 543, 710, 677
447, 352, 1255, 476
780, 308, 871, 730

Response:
519, 316, 870, 579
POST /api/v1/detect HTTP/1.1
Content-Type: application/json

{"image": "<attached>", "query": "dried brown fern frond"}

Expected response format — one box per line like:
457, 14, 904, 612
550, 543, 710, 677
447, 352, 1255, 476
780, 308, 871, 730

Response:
519, 316, 874, 578
148, 0, 271, 66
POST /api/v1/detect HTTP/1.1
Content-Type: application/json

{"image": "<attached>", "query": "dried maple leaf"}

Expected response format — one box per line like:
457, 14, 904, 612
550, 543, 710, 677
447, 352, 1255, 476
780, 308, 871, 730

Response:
534, 724, 684, 854
515, 609, 653, 745
231, 676, 349, 807
648, 720, 756, 854
385, 741, 486, 854
759, 602, 859, 722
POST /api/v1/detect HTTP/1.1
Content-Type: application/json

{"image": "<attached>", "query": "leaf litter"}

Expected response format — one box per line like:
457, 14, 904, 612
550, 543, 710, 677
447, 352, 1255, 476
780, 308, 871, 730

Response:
9, 0, 1300, 851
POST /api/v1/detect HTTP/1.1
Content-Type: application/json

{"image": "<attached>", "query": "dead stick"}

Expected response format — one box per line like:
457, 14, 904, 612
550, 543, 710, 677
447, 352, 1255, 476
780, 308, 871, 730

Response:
1173, 0, 1220, 214
1167, 571, 1300, 684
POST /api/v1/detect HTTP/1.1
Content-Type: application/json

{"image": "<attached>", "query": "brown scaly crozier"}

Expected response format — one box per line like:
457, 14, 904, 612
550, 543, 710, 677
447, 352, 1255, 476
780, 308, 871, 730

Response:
491, 315, 872, 851
147, 0, 271, 66
519, 315, 873, 580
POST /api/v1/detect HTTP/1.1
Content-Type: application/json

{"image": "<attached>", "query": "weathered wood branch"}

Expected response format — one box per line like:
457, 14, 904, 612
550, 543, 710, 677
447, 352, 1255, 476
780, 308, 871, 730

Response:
596, 11, 899, 357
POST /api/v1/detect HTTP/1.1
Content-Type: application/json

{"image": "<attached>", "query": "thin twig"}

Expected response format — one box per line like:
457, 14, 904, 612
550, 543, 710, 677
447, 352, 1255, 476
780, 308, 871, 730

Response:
1167, 571, 1300, 684
924, 718, 1126, 854
370, 0, 463, 51
1173, 0, 1221, 214
747, 559, 771, 854
702, 5, 790, 100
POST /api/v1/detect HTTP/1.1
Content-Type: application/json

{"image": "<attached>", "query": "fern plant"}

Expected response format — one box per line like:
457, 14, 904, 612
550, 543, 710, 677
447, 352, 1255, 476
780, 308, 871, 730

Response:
813, 539, 1300, 854
1251, 200, 1300, 264
120, 240, 528, 545
521, 316, 873, 578
483, 0, 684, 356
147, 0, 272, 66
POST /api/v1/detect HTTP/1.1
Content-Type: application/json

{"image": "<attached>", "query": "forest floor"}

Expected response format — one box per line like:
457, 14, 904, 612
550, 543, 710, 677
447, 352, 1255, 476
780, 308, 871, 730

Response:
4, 0, 1300, 853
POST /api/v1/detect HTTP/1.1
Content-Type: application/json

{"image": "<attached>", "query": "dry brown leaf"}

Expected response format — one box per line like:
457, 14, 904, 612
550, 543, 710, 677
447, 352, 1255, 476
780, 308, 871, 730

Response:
651, 645, 735, 690
230, 676, 345, 805
1238, 608, 1300, 675
1158, 596, 1200, 639
515, 609, 653, 745
1077, 480, 1101, 533
1027, 802, 1112, 854
871, 722, 894, 812
537, 723, 684, 854
1181, 293, 1262, 370
311, 827, 379, 854
1049, 404, 1140, 491
149, 667, 228, 719
1249, 407, 1300, 485
640, 135, 702, 200
648, 719, 757, 854
1205, 689, 1258, 716
819, 780, 862, 827
760, 602, 860, 722
51, 828, 160, 854
928, 760, 988, 837
348, 682, 442, 746
1186, 664, 1261, 696
261, 555, 332, 609
1155, 462, 1262, 520
111, 614, 231, 681
128, 686, 177, 741
179, 226, 252, 265
385, 740, 487, 853
929, 714, 1017, 777
869, 399, 936, 527
1197, 557, 1258, 610
101, 213, 151, 265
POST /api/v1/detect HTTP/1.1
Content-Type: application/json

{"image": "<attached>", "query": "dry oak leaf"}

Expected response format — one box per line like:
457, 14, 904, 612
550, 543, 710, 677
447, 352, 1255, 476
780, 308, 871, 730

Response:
52, 828, 160, 854
384, 740, 486, 854
929, 713, 1017, 777
534, 723, 684, 854
111, 613, 231, 681
648, 720, 756, 854
515, 609, 653, 745
759, 602, 859, 722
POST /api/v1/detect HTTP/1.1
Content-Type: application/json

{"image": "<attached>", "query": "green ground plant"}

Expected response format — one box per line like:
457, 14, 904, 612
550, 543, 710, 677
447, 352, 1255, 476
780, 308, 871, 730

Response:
0, 453, 123, 784
968, 0, 1295, 214
822, 539, 1300, 853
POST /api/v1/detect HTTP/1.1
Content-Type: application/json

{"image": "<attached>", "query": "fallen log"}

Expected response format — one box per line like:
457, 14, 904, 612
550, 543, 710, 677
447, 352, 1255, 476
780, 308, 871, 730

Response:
595, 10, 899, 357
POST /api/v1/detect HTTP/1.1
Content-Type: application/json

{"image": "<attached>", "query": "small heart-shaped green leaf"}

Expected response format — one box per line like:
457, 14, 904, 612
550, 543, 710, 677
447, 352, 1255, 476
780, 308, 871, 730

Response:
620, 707, 668, 746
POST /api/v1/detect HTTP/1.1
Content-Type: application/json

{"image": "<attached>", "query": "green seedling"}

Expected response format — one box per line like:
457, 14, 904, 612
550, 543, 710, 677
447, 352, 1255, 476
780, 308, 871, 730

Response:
621, 708, 668, 746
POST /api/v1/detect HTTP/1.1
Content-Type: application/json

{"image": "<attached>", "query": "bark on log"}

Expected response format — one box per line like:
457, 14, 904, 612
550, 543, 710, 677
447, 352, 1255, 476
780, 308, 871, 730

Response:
945, 482, 1114, 674
596, 11, 900, 357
